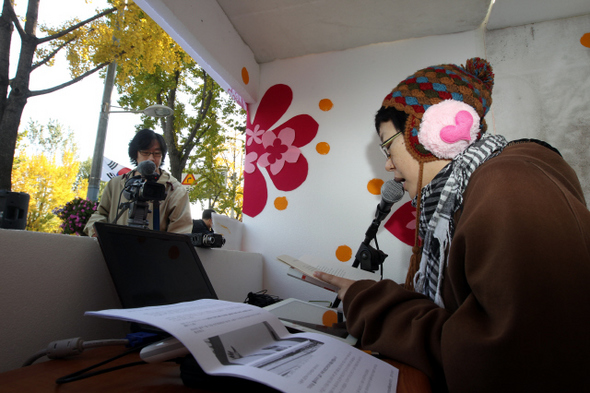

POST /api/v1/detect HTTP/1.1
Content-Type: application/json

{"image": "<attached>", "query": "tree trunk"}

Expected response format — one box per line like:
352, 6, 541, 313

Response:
0, 0, 14, 119
161, 72, 181, 181
0, 96, 28, 190
0, 0, 38, 191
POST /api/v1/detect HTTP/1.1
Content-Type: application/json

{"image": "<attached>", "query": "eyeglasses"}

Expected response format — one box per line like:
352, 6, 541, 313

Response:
138, 150, 162, 158
379, 131, 402, 158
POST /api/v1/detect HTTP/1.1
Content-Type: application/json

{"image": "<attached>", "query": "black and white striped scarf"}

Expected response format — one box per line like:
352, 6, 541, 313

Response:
412, 134, 508, 307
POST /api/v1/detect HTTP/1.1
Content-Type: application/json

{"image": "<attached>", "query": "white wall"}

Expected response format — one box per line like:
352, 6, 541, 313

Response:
242, 30, 486, 302
242, 14, 590, 302
485, 14, 590, 201
0, 229, 265, 372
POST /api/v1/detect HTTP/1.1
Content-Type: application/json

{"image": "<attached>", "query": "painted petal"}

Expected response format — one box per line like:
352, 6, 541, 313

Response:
261, 130, 277, 148
283, 146, 301, 164
384, 201, 417, 246
248, 84, 293, 131
269, 159, 286, 176
267, 154, 309, 192
276, 127, 295, 146
244, 152, 258, 174
257, 152, 271, 168
274, 114, 319, 147
243, 166, 268, 218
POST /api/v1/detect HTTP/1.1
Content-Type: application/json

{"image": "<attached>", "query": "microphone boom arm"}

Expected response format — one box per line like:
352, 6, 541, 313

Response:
352, 217, 388, 272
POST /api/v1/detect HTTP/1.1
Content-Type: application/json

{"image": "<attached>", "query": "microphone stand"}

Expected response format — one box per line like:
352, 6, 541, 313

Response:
330, 180, 403, 310
152, 200, 160, 231
127, 199, 151, 229
352, 218, 388, 273
332, 216, 388, 309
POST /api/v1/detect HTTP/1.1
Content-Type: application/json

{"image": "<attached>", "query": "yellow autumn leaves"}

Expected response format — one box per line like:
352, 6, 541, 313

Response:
11, 122, 87, 233
44, 0, 190, 93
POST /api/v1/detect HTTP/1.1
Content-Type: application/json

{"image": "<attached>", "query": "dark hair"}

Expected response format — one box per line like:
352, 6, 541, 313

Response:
128, 129, 167, 166
202, 209, 215, 220
374, 106, 409, 135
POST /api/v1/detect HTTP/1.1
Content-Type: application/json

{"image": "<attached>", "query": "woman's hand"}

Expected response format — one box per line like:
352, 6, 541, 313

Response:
313, 271, 356, 300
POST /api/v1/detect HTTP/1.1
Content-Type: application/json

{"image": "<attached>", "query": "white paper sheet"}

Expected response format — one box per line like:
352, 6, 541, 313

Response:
86, 299, 398, 392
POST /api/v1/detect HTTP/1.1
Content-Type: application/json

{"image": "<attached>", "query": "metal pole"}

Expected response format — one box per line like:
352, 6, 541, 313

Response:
86, 61, 117, 202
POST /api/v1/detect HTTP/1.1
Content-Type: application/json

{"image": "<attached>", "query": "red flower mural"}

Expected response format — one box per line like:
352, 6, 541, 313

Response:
384, 201, 417, 246
244, 84, 319, 217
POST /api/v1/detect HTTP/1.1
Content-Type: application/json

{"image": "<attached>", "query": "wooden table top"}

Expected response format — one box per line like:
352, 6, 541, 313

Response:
0, 346, 431, 392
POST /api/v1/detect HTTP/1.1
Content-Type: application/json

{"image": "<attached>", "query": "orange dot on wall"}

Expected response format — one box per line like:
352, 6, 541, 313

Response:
335, 245, 352, 262
367, 179, 384, 196
319, 99, 333, 111
241, 67, 250, 85
274, 196, 288, 210
581, 33, 590, 48
316, 142, 330, 155
322, 310, 339, 327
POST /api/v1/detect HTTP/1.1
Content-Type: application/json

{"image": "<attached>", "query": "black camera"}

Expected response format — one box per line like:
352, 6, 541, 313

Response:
123, 177, 167, 202
119, 175, 167, 229
190, 233, 225, 248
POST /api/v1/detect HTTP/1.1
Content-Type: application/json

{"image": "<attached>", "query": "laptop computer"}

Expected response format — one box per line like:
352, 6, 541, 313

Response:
94, 222, 355, 345
94, 222, 217, 315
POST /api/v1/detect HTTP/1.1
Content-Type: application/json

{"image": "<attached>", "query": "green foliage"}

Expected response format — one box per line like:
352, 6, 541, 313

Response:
188, 129, 245, 220
75, 157, 93, 192
113, 37, 246, 216
18, 120, 77, 155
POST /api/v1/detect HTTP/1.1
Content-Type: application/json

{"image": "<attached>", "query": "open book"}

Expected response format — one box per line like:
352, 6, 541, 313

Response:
277, 255, 381, 292
86, 299, 398, 393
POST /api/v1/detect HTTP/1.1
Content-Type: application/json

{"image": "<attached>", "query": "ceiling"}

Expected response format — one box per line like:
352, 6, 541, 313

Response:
214, 0, 590, 64
136, 0, 590, 105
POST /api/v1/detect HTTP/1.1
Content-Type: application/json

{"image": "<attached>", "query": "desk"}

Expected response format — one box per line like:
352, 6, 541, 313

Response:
0, 346, 431, 392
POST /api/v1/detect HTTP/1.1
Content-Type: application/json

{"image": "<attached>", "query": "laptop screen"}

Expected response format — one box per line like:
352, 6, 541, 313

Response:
94, 222, 218, 310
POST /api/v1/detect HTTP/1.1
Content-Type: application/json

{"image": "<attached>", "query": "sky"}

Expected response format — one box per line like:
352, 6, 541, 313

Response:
12, 0, 205, 218
15, 0, 138, 167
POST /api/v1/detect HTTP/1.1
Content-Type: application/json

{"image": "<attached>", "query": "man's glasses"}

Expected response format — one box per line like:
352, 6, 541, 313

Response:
138, 150, 162, 158
379, 131, 402, 158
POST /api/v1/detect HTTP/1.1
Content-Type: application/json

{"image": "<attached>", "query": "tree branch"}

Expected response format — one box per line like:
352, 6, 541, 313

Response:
37, 6, 118, 44
28, 61, 110, 97
183, 72, 215, 156
31, 35, 77, 71
4, 0, 26, 38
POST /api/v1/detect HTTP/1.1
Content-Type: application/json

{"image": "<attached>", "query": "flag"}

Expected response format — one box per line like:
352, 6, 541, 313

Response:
101, 157, 131, 181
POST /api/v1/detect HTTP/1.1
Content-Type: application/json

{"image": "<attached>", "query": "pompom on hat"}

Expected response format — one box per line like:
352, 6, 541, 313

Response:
381, 57, 494, 161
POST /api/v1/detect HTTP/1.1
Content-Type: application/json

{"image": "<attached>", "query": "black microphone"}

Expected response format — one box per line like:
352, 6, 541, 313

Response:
374, 180, 404, 223
351, 180, 405, 273
137, 160, 157, 178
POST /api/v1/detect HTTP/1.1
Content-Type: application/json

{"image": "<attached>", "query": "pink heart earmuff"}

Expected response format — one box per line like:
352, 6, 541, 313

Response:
418, 100, 481, 159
